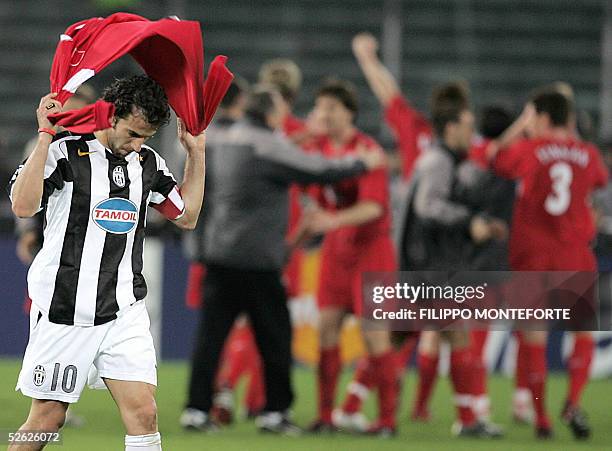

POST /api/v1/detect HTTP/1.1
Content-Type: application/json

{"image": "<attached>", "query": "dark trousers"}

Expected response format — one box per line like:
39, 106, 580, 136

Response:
186, 264, 294, 413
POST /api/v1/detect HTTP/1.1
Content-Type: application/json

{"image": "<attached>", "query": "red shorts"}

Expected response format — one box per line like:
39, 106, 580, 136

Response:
317, 235, 397, 316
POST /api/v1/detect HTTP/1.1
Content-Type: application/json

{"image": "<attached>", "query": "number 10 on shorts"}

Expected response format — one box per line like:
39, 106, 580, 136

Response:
50, 363, 78, 393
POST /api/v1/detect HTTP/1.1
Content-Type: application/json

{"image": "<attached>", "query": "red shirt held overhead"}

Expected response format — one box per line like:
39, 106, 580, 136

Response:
49, 12, 233, 134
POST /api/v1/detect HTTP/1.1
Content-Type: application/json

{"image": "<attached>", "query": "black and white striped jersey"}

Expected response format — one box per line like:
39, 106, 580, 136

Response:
8, 133, 185, 326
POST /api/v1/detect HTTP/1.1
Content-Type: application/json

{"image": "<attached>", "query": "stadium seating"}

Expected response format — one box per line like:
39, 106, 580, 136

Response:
0, 0, 604, 162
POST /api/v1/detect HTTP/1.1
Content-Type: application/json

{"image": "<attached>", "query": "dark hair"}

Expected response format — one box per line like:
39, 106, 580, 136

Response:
316, 79, 358, 117
245, 84, 277, 124
221, 76, 249, 108
530, 90, 572, 127
102, 75, 170, 128
431, 81, 470, 137
479, 105, 514, 139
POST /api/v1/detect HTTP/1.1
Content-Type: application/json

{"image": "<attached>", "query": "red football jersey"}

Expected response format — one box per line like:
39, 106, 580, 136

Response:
493, 137, 609, 266
468, 137, 492, 169
384, 94, 433, 179
317, 131, 392, 249
283, 114, 306, 137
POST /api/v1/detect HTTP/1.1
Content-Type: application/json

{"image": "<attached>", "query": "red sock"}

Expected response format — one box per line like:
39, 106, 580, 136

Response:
215, 345, 235, 390
470, 330, 488, 396
219, 325, 255, 388
318, 347, 341, 423
567, 335, 594, 407
224, 352, 248, 389
450, 347, 477, 426
515, 332, 529, 390
371, 350, 400, 428
341, 357, 374, 414
413, 352, 438, 415
246, 354, 266, 413
525, 343, 550, 429
396, 335, 417, 374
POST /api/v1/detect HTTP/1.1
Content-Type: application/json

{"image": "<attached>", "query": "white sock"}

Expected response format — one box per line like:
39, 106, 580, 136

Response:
125, 432, 162, 450
474, 395, 491, 420
513, 388, 532, 405
347, 381, 370, 401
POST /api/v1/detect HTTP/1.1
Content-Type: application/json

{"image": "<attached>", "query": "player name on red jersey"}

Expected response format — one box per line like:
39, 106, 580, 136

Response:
536, 144, 590, 167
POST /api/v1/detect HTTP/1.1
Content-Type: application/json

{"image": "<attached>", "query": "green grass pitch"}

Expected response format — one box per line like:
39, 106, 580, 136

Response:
0, 358, 610, 450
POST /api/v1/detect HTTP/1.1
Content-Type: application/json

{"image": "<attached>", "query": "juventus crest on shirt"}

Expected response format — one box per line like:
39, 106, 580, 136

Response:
9, 132, 185, 326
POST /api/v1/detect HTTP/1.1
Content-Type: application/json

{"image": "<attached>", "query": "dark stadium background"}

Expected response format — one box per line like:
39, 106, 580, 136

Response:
0, 0, 610, 358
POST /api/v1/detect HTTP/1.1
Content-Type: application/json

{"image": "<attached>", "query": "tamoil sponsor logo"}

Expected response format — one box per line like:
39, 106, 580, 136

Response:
92, 198, 138, 234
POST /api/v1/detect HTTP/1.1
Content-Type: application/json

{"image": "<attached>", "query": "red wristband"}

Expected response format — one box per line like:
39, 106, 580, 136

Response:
38, 127, 56, 137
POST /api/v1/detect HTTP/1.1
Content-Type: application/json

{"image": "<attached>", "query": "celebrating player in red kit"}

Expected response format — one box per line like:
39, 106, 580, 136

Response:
490, 89, 609, 439
352, 32, 432, 180
298, 80, 400, 437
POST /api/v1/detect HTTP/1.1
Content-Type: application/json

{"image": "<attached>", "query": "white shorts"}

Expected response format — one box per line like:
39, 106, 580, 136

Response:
16, 300, 157, 403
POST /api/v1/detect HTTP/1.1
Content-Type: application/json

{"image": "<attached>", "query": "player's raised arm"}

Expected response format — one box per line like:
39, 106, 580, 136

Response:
10, 93, 61, 218
173, 118, 206, 230
352, 33, 401, 107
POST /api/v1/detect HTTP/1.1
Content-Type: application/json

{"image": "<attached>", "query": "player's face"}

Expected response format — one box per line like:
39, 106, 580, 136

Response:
107, 113, 157, 158
313, 95, 353, 135
306, 107, 329, 136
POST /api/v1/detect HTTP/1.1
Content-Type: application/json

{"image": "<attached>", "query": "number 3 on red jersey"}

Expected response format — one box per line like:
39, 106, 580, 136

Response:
545, 162, 573, 216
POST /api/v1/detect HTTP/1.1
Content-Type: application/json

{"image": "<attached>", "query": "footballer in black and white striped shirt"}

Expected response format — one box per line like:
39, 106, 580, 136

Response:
8, 75, 206, 450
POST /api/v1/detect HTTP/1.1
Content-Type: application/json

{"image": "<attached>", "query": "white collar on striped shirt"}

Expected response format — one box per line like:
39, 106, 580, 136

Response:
86, 137, 107, 155
86, 137, 140, 162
